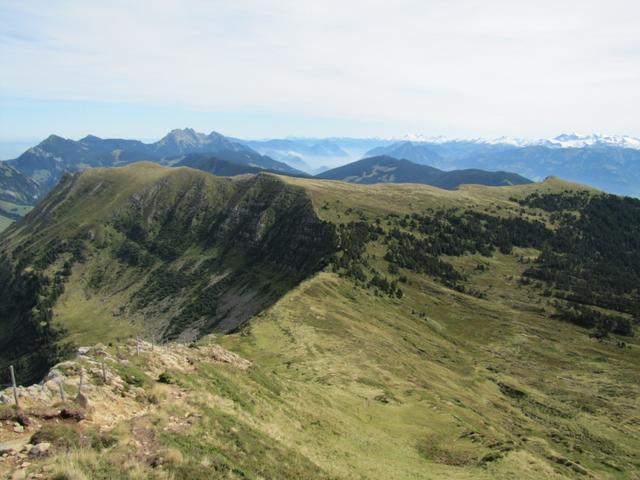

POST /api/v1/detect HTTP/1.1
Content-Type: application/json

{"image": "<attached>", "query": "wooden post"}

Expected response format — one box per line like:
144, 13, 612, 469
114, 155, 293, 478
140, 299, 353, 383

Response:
9, 365, 19, 410
78, 368, 84, 393
58, 381, 66, 402
101, 359, 107, 383
136, 336, 140, 356
116, 344, 121, 360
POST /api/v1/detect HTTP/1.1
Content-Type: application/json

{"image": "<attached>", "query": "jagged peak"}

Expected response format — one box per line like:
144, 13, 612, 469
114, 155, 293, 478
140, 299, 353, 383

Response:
40, 134, 68, 144
169, 127, 196, 134
79, 134, 102, 142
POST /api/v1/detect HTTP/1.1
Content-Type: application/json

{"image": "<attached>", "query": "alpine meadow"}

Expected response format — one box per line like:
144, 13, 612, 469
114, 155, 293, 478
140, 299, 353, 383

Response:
1, 2, 639, 480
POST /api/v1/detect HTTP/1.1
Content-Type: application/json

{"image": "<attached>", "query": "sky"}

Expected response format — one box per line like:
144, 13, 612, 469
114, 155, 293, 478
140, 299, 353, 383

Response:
1, 0, 640, 149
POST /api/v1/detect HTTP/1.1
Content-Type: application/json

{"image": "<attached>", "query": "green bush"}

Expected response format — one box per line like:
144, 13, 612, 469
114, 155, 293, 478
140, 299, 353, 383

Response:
30, 424, 80, 449
158, 371, 177, 384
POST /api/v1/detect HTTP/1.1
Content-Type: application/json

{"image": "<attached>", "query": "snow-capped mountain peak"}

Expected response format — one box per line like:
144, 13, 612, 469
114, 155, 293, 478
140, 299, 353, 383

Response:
400, 134, 451, 144
550, 133, 640, 149
396, 133, 640, 149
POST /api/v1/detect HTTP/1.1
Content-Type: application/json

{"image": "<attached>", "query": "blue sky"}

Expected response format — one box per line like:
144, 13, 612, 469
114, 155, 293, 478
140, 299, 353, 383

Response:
2, 0, 640, 149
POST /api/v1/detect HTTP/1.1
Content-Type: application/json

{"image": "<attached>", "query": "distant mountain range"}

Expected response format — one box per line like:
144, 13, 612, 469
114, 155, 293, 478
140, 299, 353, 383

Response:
2, 128, 639, 232
6, 128, 302, 193
240, 133, 640, 195
397, 132, 640, 149
369, 134, 640, 197
318, 155, 531, 188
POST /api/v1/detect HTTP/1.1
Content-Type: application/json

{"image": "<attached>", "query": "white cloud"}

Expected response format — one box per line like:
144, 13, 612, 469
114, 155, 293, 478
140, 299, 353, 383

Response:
1, 0, 640, 137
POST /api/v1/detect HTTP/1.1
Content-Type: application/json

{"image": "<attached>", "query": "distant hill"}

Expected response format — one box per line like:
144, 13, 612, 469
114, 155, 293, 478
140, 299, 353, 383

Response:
7, 128, 301, 193
317, 155, 532, 188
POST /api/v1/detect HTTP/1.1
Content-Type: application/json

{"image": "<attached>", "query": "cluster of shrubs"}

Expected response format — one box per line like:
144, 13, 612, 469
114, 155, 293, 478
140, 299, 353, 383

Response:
387, 209, 551, 256
552, 303, 634, 339
383, 233, 464, 290
331, 221, 402, 298
114, 238, 155, 267
512, 190, 591, 212
380, 209, 551, 291
522, 193, 640, 336
368, 274, 403, 298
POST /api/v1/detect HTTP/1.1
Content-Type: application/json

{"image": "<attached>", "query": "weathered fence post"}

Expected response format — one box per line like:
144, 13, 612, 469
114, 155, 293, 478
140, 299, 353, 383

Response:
101, 359, 107, 383
58, 380, 66, 402
116, 344, 121, 360
136, 336, 140, 356
9, 365, 19, 410
78, 368, 84, 393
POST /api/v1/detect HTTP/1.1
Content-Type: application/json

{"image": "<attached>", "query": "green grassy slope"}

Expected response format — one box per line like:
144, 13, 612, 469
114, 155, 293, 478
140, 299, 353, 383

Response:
215, 271, 639, 479
0, 163, 638, 479
0, 162, 336, 383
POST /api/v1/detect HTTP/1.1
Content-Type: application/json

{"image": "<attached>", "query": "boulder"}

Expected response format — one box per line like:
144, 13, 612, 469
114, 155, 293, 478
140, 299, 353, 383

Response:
45, 369, 64, 382
77, 346, 92, 355
28, 442, 51, 457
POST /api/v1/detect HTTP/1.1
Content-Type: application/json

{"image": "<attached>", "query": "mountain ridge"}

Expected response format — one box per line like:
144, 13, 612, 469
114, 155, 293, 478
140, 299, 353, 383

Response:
5, 128, 303, 193
317, 155, 532, 188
